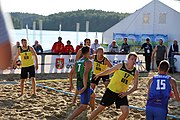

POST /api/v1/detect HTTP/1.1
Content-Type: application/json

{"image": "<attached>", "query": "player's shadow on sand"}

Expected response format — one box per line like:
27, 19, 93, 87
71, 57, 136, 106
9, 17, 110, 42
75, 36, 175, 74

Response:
0, 99, 16, 108
66, 104, 88, 120
47, 104, 88, 120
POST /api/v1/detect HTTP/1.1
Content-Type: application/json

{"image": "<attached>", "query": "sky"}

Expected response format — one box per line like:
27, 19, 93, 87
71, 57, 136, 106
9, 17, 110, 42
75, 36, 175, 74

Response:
1, 0, 180, 16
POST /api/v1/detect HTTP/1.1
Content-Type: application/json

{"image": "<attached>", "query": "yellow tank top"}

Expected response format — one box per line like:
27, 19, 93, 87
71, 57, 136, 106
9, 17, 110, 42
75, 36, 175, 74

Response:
19, 46, 34, 67
93, 55, 108, 74
107, 62, 136, 93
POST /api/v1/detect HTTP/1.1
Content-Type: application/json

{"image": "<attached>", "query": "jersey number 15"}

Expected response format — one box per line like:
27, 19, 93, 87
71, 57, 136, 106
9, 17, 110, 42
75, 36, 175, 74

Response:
156, 79, 166, 90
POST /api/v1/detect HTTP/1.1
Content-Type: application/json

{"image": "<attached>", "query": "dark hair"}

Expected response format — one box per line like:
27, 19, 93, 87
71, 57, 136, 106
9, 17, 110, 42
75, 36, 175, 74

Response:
159, 60, 170, 72
84, 38, 90, 43
67, 40, 71, 44
127, 52, 138, 59
21, 39, 27, 42
82, 46, 90, 55
124, 38, 127, 40
95, 39, 98, 41
58, 37, 62, 41
146, 38, 150, 41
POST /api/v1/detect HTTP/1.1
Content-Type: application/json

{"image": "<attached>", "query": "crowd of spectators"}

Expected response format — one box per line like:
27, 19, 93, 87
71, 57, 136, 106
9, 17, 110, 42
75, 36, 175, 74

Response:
14, 36, 179, 72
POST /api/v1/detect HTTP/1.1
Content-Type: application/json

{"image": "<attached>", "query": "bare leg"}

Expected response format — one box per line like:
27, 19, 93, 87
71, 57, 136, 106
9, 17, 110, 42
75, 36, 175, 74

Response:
20, 79, 25, 96
104, 80, 109, 89
90, 83, 96, 90
72, 88, 78, 104
89, 104, 106, 120
68, 104, 87, 120
118, 106, 129, 120
89, 92, 95, 111
31, 77, 36, 95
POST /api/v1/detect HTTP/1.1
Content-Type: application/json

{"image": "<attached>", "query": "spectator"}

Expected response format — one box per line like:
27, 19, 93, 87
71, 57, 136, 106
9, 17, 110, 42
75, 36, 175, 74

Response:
64, 40, 75, 54
12, 41, 20, 58
75, 41, 83, 53
120, 37, 130, 53
12, 41, 21, 69
139, 38, 153, 72
32, 40, 43, 53
108, 40, 119, 53
168, 40, 179, 58
75, 38, 94, 61
168, 40, 179, 71
91, 39, 100, 52
151, 39, 167, 67
52, 37, 64, 54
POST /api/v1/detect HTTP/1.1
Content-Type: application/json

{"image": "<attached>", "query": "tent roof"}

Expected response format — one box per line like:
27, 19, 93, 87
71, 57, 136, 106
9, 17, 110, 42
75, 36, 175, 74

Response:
102, 0, 180, 44
159, 0, 180, 13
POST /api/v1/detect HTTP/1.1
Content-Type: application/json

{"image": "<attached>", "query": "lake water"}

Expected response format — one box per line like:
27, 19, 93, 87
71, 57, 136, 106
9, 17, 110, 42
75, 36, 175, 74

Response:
10, 29, 103, 51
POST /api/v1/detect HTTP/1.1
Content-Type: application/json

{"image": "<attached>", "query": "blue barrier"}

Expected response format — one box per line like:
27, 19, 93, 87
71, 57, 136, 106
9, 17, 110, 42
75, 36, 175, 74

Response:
0, 81, 18, 84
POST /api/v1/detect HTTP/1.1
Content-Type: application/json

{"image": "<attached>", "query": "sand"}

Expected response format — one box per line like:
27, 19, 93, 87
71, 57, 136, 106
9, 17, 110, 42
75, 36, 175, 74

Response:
0, 72, 180, 120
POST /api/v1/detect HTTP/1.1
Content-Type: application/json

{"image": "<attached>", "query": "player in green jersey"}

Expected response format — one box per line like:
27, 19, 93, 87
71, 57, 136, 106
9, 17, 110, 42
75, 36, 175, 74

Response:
68, 46, 95, 120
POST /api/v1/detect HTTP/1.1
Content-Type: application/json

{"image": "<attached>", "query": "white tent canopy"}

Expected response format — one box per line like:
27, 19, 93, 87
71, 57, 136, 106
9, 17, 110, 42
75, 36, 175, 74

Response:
102, 0, 180, 49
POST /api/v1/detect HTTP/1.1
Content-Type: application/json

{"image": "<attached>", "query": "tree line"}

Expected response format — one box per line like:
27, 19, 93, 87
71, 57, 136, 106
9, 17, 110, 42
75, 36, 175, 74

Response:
11, 9, 130, 32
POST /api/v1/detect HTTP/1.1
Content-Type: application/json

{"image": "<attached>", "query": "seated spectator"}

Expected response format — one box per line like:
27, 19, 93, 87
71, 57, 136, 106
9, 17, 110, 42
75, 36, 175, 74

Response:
91, 39, 100, 52
120, 38, 130, 53
52, 37, 64, 54
75, 41, 83, 53
64, 40, 75, 54
108, 40, 119, 53
168, 40, 179, 58
168, 40, 179, 72
32, 40, 43, 53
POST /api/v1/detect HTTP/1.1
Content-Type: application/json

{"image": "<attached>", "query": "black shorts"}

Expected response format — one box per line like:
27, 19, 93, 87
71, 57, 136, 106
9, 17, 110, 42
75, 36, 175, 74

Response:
100, 88, 129, 108
91, 74, 109, 85
21, 65, 35, 79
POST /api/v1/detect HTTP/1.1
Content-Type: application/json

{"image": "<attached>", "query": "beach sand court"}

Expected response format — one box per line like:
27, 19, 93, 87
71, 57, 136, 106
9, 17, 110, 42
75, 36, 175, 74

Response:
0, 72, 180, 120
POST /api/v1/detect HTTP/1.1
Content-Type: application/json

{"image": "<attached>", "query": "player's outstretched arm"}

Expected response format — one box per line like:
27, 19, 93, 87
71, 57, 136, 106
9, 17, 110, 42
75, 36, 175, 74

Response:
30, 46, 38, 70
94, 63, 121, 80
147, 78, 153, 99
69, 65, 75, 91
170, 78, 180, 101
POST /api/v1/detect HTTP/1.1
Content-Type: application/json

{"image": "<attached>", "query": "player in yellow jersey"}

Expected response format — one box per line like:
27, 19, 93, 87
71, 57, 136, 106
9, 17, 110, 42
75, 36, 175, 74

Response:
13, 39, 38, 97
90, 47, 112, 90
89, 52, 139, 120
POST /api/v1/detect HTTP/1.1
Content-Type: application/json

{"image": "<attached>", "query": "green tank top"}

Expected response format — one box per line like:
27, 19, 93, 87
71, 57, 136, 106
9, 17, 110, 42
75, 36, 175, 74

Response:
75, 58, 92, 88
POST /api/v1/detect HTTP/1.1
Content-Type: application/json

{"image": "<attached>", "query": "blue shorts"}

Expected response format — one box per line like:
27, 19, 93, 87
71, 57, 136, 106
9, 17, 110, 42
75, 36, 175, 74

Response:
77, 87, 93, 105
146, 106, 167, 120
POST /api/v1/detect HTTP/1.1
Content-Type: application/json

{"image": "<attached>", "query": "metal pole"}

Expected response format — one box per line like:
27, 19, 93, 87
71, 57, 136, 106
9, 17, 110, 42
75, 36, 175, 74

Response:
95, 32, 98, 39
86, 21, 89, 38
76, 23, 80, 45
39, 20, 43, 44
33, 21, 36, 43
59, 24, 61, 36
25, 24, 29, 43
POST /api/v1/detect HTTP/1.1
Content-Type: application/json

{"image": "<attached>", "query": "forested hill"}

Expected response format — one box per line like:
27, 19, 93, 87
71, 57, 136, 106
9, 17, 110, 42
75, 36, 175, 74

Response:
11, 10, 130, 32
